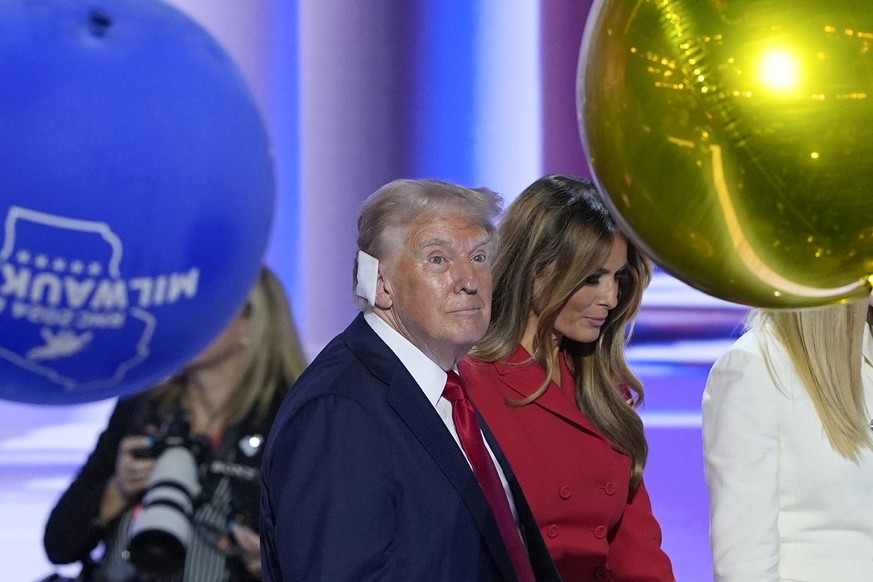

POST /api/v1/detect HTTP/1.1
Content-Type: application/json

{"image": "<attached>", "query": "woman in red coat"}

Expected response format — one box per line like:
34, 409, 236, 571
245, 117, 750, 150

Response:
460, 175, 674, 582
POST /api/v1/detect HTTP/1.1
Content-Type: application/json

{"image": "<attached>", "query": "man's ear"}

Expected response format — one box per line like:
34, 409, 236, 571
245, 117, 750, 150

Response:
374, 271, 393, 309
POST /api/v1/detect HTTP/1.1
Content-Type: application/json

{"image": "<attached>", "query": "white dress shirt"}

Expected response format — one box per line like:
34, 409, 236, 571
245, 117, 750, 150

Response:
703, 324, 873, 582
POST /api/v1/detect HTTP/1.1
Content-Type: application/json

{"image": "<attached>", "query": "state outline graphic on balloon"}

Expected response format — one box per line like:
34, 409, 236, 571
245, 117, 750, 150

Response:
0, 204, 192, 393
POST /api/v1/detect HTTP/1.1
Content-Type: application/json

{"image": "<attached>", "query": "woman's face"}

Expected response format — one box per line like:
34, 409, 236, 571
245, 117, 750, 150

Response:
187, 310, 250, 370
552, 236, 628, 345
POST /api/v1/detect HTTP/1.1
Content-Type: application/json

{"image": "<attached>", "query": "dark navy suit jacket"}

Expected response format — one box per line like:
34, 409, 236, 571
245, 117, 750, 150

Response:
260, 313, 561, 581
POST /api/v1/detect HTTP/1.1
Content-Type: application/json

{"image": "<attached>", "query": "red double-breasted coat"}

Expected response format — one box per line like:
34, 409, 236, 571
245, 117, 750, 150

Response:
460, 347, 675, 582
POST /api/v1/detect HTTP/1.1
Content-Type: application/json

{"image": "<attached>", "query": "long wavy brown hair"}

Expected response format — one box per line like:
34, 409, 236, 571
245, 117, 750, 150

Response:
471, 175, 653, 487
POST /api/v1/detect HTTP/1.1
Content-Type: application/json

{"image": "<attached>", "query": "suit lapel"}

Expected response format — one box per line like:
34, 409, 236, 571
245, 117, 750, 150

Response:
342, 314, 519, 581
387, 381, 519, 580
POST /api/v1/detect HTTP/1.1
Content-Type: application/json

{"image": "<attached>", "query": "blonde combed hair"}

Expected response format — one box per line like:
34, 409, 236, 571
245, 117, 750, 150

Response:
353, 178, 503, 311
752, 300, 873, 460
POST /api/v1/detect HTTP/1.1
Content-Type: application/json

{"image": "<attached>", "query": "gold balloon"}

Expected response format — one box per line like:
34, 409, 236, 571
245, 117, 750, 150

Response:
578, 0, 873, 307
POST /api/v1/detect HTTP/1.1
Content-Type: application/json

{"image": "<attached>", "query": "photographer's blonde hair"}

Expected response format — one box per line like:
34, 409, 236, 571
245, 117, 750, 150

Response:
151, 267, 307, 426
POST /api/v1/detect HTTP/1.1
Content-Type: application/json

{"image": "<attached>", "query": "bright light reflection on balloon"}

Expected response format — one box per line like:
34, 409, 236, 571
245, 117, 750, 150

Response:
759, 49, 800, 91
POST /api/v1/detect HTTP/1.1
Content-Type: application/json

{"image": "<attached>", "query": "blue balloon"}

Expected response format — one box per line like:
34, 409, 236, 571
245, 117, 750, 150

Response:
0, 0, 274, 404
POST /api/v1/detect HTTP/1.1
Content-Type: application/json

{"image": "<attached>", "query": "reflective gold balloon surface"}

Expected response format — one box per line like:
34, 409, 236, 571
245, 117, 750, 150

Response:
578, 0, 873, 307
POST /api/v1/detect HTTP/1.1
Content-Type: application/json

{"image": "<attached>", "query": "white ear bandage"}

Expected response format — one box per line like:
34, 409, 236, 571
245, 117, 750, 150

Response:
355, 250, 379, 308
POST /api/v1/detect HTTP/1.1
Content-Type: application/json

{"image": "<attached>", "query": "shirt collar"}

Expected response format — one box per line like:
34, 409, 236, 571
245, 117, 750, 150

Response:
364, 311, 448, 407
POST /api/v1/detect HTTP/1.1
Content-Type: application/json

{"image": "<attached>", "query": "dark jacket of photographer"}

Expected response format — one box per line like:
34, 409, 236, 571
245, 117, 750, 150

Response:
44, 389, 281, 582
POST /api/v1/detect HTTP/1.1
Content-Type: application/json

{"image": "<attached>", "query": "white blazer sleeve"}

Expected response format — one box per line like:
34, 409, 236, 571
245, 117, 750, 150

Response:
702, 333, 781, 582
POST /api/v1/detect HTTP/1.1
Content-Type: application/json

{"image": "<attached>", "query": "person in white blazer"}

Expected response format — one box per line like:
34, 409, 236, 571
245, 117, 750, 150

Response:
702, 295, 873, 582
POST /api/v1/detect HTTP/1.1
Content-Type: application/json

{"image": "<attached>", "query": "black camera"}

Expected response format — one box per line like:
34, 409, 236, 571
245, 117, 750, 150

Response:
126, 413, 211, 575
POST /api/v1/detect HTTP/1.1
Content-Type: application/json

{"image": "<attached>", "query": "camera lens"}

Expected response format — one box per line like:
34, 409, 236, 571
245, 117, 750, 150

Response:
127, 446, 202, 574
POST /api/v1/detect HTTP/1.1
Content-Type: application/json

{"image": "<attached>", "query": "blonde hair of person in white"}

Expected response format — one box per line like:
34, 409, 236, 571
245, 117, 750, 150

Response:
703, 295, 873, 582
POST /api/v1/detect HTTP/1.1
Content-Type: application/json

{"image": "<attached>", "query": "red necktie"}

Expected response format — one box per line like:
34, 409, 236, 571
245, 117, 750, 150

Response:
443, 371, 536, 582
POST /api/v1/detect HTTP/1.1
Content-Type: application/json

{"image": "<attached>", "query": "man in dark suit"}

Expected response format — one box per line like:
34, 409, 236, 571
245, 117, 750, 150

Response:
260, 178, 561, 581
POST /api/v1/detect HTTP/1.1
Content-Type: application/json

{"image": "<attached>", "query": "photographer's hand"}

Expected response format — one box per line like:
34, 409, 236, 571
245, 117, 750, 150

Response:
114, 435, 157, 498
226, 522, 262, 578
97, 435, 155, 525
99, 436, 155, 522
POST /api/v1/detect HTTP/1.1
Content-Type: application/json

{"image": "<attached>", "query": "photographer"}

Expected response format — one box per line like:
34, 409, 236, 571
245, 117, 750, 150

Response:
43, 267, 307, 582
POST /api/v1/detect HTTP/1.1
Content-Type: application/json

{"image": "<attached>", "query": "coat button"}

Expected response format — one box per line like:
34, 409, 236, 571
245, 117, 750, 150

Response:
593, 525, 607, 539
559, 486, 572, 499
594, 566, 607, 581
603, 481, 616, 496
545, 524, 559, 538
